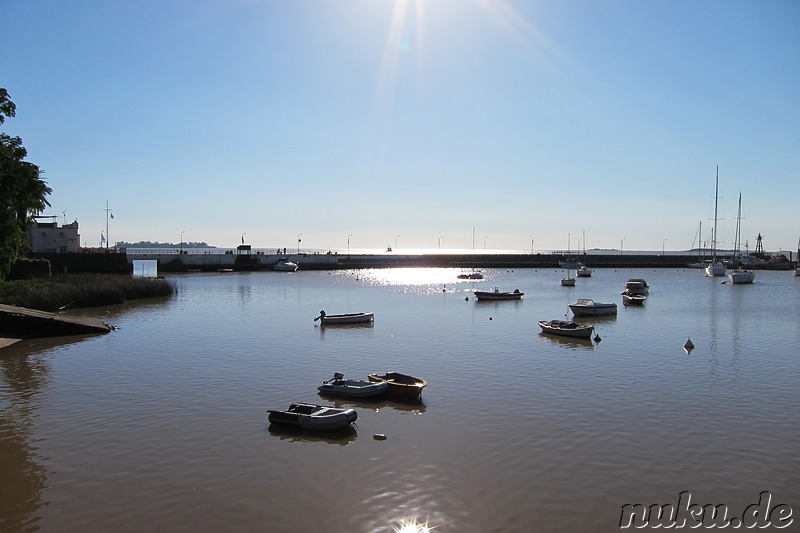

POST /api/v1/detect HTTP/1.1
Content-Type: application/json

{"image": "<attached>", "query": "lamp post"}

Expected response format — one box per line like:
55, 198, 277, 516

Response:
396, 235, 400, 249
531, 237, 535, 254
663, 238, 668, 255
180, 230, 185, 253
620, 238, 625, 255
438, 235, 443, 249
297, 233, 302, 254
348, 234, 352, 254
484, 236, 487, 250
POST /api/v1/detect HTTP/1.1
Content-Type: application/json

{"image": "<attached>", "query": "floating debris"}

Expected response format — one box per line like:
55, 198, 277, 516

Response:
373, 434, 387, 441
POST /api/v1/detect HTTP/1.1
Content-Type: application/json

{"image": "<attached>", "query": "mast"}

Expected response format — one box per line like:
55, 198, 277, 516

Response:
711, 167, 719, 261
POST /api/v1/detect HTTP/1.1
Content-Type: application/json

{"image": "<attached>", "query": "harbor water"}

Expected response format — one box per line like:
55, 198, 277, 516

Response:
2, 267, 798, 532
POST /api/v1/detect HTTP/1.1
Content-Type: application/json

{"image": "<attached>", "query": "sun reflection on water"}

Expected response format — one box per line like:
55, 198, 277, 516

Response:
391, 515, 436, 533
349, 268, 482, 288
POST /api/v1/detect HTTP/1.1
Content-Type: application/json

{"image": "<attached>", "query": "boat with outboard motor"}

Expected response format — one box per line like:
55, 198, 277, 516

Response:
314, 310, 374, 325
473, 288, 523, 300
267, 403, 358, 430
317, 373, 388, 398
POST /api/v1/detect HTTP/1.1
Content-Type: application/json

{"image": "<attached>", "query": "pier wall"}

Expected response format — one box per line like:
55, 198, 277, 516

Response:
124, 251, 711, 272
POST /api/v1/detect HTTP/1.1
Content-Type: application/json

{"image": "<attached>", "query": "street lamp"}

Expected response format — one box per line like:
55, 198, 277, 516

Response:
348, 234, 352, 254
180, 230, 185, 253
297, 233, 302, 254
484, 236, 488, 249
663, 238, 668, 255
396, 234, 400, 249
438, 235, 443, 249
531, 237, 535, 253
620, 238, 625, 255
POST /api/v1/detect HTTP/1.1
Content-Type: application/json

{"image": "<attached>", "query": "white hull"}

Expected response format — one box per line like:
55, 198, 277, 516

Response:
729, 270, 755, 284
705, 262, 726, 277
576, 266, 592, 277
569, 300, 617, 316
274, 261, 298, 272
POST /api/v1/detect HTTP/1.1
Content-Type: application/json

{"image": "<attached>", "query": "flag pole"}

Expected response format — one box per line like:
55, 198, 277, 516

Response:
104, 201, 113, 249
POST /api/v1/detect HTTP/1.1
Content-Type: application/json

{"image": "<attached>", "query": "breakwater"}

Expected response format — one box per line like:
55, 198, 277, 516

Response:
124, 250, 710, 272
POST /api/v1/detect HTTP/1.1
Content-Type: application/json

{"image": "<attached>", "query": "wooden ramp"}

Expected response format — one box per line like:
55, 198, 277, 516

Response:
0, 304, 112, 340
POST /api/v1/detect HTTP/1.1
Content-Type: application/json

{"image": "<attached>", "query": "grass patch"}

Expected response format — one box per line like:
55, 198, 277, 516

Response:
0, 274, 176, 312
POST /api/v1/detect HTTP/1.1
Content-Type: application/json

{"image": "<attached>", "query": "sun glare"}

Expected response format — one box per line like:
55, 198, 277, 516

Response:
392, 517, 435, 533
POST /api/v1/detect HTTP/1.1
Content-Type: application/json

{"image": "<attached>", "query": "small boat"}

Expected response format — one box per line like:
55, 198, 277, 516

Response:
569, 299, 617, 316
457, 272, 484, 280
624, 279, 649, 295
537, 320, 594, 339
576, 265, 592, 277
622, 293, 646, 306
368, 372, 427, 398
314, 310, 374, 325
473, 288, 523, 300
729, 269, 755, 284
274, 258, 299, 271
705, 167, 726, 277
560, 272, 576, 286
727, 193, 755, 285
267, 403, 358, 431
795, 268, 800, 277
317, 373, 388, 398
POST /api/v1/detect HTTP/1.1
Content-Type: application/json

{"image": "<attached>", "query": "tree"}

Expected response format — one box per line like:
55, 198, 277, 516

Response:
0, 89, 52, 279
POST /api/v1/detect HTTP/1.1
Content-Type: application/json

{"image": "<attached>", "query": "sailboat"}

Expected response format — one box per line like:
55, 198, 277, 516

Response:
576, 230, 592, 277
705, 167, 726, 277
457, 227, 484, 279
729, 192, 755, 284
560, 233, 577, 286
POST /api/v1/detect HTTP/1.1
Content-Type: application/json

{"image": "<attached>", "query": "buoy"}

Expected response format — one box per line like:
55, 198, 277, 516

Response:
594, 334, 601, 343
465, 296, 469, 301
489, 317, 493, 320
373, 434, 387, 440
683, 338, 694, 354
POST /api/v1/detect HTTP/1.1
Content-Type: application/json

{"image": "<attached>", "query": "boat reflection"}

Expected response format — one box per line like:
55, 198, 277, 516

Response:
571, 314, 617, 325
267, 424, 358, 446
537, 332, 595, 349
317, 394, 427, 414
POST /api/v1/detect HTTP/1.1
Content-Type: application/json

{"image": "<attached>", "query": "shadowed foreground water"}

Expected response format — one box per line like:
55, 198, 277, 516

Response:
1, 268, 798, 532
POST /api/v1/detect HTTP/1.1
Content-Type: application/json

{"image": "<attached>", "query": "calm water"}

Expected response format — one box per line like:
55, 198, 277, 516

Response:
2, 268, 799, 532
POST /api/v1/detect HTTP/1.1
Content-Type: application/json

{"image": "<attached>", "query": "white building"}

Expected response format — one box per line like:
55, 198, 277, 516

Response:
28, 217, 81, 253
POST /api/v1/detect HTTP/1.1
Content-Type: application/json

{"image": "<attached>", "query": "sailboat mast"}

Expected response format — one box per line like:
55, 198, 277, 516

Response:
712, 166, 719, 260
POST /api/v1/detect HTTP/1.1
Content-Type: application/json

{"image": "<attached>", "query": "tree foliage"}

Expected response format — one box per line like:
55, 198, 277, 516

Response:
0, 89, 52, 280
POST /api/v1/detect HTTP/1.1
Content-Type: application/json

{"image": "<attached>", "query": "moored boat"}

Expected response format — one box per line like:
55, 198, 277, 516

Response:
624, 279, 649, 295
474, 288, 523, 300
317, 373, 388, 398
315, 310, 374, 325
267, 403, 358, 430
368, 372, 427, 398
274, 258, 299, 271
458, 272, 484, 280
569, 299, 617, 316
576, 265, 592, 277
729, 270, 755, 284
560, 273, 576, 287
622, 293, 646, 306
537, 320, 594, 339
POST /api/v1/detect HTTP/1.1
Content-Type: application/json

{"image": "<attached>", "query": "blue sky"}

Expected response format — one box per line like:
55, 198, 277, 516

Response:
3, 0, 799, 253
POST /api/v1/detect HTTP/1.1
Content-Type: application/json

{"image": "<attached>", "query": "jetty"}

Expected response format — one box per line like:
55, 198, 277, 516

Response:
0, 304, 113, 342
